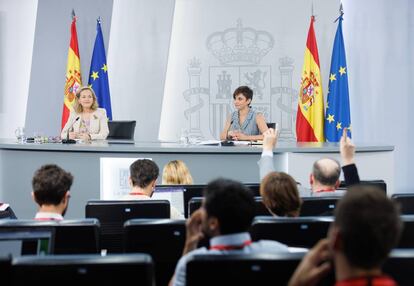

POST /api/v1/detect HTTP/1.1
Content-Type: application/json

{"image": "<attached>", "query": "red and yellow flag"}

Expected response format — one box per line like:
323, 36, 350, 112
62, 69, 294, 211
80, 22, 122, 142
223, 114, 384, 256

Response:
61, 16, 82, 129
296, 16, 325, 142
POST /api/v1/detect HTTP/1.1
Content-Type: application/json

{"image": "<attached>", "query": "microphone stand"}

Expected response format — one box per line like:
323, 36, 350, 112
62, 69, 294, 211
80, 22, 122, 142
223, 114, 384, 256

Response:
62, 117, 80, 144
221, 120, 235, 146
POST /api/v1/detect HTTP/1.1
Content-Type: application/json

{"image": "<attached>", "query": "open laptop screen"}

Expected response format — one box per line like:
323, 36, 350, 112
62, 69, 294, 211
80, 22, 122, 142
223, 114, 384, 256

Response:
153, 186, 185, 216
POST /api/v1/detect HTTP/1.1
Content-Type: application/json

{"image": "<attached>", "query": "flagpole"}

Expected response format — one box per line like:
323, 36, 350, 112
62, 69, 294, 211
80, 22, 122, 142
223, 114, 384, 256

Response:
71, 9, 75, 20
334, 3, 344, 23
311, 1, 316, 21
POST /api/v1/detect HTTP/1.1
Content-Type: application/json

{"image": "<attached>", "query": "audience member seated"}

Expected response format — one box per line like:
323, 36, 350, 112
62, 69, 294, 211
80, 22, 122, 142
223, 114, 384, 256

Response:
260, 171, 301, 217
288, 185, 402, 286
121, 159, 183, 219
169, 178, 290, 286
162, 160, 194, 185
258, 128, 360, 197
32, 164, 73, 221
307, 157, 344, 197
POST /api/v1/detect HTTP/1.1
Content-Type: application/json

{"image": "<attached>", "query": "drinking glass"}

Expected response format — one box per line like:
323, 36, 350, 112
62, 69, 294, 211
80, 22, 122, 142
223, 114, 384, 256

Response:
179, 128, 189, 145
14, 127, 26, 143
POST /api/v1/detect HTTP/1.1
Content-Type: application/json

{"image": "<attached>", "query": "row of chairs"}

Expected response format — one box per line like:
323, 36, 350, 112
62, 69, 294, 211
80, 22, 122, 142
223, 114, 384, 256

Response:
0, 253, 154, 284
0, 249, 413, 285
2, 216, 414, 285
0, 181, 389, 221
3, 213, 413, 253
188, 196, 338, 217
161, 180, 387, 218
186, 249, 414, 286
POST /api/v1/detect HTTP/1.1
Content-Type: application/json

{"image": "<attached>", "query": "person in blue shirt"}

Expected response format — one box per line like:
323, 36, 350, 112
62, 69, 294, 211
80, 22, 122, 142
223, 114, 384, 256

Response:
220, 86, 268, 141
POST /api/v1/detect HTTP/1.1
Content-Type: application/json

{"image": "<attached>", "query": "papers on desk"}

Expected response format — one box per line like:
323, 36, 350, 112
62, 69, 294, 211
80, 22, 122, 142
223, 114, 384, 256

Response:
197, 140, 250, 146
197, 140, 263, 146
250, 140, 263, 145
231, 140, 263, 146
232, 141, 251, 146
197, 140, 221, 145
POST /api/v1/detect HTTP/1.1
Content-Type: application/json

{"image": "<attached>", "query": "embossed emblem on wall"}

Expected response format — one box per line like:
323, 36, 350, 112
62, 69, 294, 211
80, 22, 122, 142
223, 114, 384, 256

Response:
182, 19, 298, 141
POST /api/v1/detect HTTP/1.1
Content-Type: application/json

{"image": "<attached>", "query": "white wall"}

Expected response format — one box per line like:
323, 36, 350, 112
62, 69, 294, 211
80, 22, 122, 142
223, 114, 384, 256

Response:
0, 0, 37, 138
159, 0, 339, 142
342, 0, 414, 192
108, 0, 175, 141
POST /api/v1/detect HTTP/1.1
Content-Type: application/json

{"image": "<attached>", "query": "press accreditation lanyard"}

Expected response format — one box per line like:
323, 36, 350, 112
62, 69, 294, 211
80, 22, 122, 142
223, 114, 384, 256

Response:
210, 240, 252, 251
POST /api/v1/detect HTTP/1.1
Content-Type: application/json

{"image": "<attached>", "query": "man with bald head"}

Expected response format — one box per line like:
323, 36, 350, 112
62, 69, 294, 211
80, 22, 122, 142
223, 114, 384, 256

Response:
309, 158, 342, 196
259, 128, 359, 197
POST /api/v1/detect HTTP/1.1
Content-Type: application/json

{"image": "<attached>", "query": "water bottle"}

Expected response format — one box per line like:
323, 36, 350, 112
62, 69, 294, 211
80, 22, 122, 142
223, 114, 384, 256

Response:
179, 128, 189, 145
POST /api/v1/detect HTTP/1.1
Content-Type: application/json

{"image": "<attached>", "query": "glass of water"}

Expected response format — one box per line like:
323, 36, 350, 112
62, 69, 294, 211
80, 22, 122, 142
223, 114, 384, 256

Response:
14, 127, 26, 143
179, 128, 189, 145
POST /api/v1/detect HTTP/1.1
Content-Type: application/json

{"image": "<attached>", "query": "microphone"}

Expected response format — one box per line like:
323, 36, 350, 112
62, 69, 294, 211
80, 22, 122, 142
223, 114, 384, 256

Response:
221, 120, 235, 146
62, 117, 80, 144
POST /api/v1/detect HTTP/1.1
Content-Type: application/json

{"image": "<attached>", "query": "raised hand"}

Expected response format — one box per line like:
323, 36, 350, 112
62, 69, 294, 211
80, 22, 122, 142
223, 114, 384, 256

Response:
340, 128, 355, 166
262, 128, 278, 151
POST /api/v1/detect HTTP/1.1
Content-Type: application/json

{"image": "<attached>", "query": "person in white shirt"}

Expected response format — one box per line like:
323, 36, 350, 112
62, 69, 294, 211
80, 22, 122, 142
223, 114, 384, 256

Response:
121, 159, 183, 219
32, 164, 73, 221
169, 178, 290, 286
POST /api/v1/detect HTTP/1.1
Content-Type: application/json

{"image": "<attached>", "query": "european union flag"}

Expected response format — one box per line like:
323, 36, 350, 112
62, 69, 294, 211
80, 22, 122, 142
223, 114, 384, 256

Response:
88, 18, 112, 120
325, 15, 351, 142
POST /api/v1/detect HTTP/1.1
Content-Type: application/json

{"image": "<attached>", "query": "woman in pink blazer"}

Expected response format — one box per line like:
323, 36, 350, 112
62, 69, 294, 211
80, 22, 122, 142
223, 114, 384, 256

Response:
61, 86, 109, 141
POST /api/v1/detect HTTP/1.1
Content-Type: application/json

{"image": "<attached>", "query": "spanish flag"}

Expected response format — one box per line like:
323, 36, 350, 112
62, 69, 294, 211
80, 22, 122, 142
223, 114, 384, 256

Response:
296, 16, 325, 142
61, 13, 82, 129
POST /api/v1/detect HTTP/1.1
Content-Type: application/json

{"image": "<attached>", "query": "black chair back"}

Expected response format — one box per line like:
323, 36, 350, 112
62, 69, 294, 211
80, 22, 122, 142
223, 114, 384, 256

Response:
250, 216, 333, 248
0, 256, 11, 284
383, 249, 414, 286
107, 120, 136, 140
0, 219, 100, 254
124, 219, 186, 286
85, 200, 170, 253
189, 196, 271, 217
300, 197, 340, 216
392, 194, 414, 214
181, 184, 260, 218
397, 215, 414, 248
11, 254, 154, 284
53, 219, 100, 254
186, 253, 334, 286
339, 180, 387, 194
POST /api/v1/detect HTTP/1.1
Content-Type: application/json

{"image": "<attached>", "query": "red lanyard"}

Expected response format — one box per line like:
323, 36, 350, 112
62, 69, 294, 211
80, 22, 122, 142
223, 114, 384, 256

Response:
314, 188, 335, 193
210, 240, 252, 250
129, 191, 147, 196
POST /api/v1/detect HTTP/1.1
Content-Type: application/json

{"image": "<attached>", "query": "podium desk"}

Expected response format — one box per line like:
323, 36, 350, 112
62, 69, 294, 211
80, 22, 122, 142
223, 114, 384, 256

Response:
0, 139, 394, 219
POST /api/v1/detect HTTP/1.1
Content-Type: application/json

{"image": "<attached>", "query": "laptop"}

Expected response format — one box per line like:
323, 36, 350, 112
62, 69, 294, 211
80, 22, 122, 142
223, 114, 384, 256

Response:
153, 186, 185, 216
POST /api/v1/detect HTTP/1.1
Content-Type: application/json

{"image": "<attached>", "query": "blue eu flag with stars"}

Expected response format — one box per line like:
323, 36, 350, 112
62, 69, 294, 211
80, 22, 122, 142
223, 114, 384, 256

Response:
325, 16, 351, 142
88, 18, 112, 120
